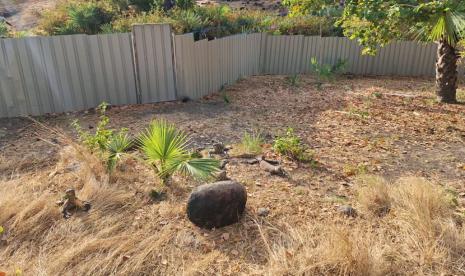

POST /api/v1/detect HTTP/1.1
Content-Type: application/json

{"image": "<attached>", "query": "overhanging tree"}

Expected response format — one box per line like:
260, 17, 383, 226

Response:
339, 0, 465, 103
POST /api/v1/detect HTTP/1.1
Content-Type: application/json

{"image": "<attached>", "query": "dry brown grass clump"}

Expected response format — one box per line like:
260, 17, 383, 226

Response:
356, 175, 391, 217
259, 176, 465, 276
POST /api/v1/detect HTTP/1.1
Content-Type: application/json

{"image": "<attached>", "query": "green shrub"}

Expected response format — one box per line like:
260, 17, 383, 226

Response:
111, 11, 168, 32
139, 120, 219, 183
310, 57, 347, 82
0, 22, 9, 37
273, 128, 312, 162
72, 102, 131, 172
37, 0, 116, 35
271, 15, 338, 36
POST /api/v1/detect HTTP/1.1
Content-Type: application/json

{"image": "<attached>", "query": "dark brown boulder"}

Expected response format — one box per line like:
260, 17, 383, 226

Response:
187, 181, 247, 229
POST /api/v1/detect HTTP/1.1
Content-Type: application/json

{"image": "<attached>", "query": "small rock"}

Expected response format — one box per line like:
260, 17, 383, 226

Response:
221, 233, 230, 240
257, 207, 269, 217
60, 189, 91, 219
260, 160, 286, 176
211, 143, 225, 154
219, 159, 229, 169
338, 205, 357, 218
64, 162, 80, 173
214, 170, 229, 181
231, 249, 239, 256
241, 158, 259, 165
187, 181, 247, 229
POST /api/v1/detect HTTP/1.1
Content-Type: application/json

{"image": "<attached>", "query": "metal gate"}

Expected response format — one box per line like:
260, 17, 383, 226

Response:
132, 24, 177, 104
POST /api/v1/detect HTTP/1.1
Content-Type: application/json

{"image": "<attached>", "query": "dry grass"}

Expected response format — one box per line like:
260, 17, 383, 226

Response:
256, 176, 465, 276
356, 175, 391, 217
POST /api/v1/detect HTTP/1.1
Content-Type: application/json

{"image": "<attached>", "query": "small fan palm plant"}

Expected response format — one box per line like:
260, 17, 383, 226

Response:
106, 131, 132, 172
139, 120, 219, 183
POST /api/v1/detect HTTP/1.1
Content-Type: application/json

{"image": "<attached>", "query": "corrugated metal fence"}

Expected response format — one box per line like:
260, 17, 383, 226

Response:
261, 35, 440, 76
0, 33, 137, 118
1, 24, 463, 118
174, 33, 263, 99
132, 24, 177, 104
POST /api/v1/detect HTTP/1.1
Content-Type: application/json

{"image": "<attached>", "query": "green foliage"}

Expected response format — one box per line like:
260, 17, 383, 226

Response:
106, 131, 132, 172
72, 102, 131, 172
220, 86, 230, 104
72, 102, 113, 152
38, 0, 115, 35
240, 131, 264, 155
339, 0, 465, 55
139, 120, 219, 182
271, 15, 342, 36
310, 57, 347, 81
273, 128, 312, 162
0, 22, 9, 37
282, 0, 340, 17
0, 225, 4, 235
38, 2, 341, 38
286, 74, 300, 87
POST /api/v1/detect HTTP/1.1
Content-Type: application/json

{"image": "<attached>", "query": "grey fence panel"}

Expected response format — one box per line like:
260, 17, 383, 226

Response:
261, 34, 440, 77
174, 33, 263, 100
132, 24, 176, 103
0, 33, 137, 117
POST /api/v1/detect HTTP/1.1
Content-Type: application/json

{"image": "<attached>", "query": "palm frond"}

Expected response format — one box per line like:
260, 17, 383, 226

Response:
107, 132, 132, 172
429, 10, 465, 45
139, 119, 220, 181
138, 120, 189, 171
164, 156, 220, 180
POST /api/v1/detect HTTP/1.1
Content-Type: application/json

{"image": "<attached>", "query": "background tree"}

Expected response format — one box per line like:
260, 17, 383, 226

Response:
339, 0, 465, 103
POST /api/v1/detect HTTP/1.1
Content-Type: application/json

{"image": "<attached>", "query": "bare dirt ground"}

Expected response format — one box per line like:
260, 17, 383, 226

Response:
0, 0, 55, 30
0, 75, 465, 275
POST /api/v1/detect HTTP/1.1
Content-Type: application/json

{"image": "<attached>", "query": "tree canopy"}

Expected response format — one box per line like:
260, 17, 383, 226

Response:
339, 0, 465, 54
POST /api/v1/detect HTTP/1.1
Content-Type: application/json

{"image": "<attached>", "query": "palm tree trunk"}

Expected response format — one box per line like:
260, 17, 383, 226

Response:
436, 39, 458, 103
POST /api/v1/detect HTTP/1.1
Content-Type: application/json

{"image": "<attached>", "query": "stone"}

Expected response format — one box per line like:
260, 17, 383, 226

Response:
219, 159, 229, 169
260, 160, 285, 176
187, 181, 247, 229
257, 207, 269, 217
338, 205, 357, 218
211, 143, 225, 154
241, 158, 259, 165
214, 170, 229, 181
60, 189, 91, 219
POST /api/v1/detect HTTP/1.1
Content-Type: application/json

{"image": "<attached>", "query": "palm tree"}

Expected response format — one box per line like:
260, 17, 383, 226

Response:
416, 3, 465, 103
138, 120, 219, 183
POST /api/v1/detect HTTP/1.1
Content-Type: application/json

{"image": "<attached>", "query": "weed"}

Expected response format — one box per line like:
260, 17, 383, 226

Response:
72, 102, 131, 172
72, 102, 113, 152
220, 85, 230, 104
310, 57, 347, 82
273, 128, 312, 162
371, 91, 382, 99
286, 74, 300, 87
240, 131, 264, 155
343, 163, 368, 176
347, 106, 370, 119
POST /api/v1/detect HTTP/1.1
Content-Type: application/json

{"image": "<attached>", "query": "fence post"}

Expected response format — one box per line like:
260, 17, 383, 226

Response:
131, 25, 143, 104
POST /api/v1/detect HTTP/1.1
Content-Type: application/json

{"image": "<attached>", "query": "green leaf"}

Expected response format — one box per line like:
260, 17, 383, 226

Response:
139, 120, 219, 181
